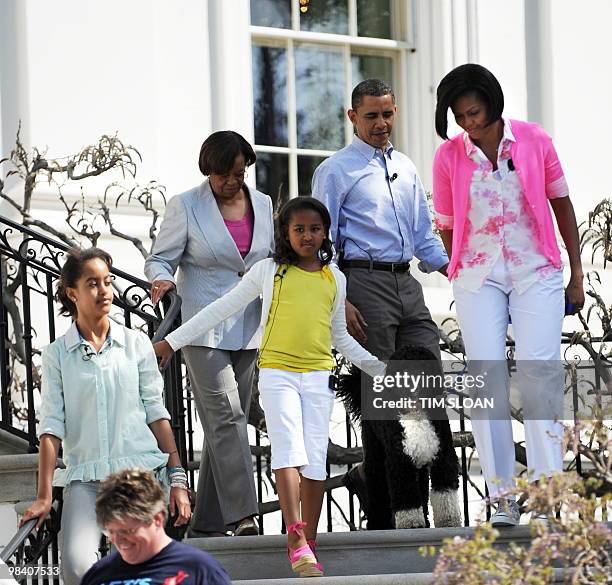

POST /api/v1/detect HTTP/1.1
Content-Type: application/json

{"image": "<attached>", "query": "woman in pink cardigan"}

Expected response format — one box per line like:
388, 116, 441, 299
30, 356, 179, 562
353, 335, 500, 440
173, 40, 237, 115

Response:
432, 64, 584, 526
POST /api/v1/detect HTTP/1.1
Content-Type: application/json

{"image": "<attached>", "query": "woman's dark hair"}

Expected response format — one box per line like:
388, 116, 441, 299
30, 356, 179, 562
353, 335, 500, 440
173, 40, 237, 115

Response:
198, 130, 257, 176
273, 197, 334, 266
435, 63, 504, 139
56, 247, 113, 317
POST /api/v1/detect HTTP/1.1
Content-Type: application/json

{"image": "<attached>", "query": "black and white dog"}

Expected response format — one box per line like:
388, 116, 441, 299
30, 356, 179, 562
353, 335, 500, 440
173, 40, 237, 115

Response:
338, 345, 462, 529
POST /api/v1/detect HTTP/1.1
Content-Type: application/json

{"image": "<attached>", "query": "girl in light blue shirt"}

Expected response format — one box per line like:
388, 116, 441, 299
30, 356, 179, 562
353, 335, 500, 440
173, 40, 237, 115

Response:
21, 248, 191, 585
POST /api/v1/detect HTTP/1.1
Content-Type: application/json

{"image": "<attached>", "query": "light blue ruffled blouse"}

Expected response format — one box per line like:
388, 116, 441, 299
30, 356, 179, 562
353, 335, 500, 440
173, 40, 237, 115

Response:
38, 321, 170, 486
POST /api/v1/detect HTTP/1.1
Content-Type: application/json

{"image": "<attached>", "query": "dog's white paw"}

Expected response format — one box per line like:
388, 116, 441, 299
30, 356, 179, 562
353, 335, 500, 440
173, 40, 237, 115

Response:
399, 417, 440, 467
431, 489, 462, 527
395, 508, 426, 529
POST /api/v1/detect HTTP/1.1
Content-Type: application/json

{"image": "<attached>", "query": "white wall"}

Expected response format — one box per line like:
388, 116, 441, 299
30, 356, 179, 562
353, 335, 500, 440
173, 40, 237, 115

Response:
1, 0, 213, 198
475, 0, 527, 120
548, 0, 612, 221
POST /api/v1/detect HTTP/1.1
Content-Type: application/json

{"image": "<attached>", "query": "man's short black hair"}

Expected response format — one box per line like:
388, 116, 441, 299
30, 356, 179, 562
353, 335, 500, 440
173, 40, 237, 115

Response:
351, 79, 395, 110
435, 63, 504, 139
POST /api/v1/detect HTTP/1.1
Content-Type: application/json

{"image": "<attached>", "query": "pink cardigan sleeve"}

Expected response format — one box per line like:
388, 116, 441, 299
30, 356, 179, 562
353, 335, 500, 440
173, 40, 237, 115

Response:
432, 146, 455, 230
542, 133, 569, 199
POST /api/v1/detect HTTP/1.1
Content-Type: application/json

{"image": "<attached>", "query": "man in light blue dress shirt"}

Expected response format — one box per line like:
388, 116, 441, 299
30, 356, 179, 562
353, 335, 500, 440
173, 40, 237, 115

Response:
312, 78, 450, 530
312, 78, 448, 362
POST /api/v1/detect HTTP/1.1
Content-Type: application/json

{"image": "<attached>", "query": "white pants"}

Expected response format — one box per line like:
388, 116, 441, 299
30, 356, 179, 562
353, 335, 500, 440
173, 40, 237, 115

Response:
453, 258, 565, 499
60, 481, 102, 585
258, 369, 334, 481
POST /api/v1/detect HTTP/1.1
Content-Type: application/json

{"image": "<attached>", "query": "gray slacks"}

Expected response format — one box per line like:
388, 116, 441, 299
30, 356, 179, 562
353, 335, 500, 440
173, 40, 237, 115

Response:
183, 346, 259, 532
343, 267, 441, 360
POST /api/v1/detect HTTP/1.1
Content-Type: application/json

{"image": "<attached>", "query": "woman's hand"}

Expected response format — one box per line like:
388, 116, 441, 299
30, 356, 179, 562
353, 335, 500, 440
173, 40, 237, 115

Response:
550, 197, 585, 315
154, 340, 175, 369
20, 497, 52, 530
169, 486, 192, 527
345, 300, 368, 343
151, 280, 175, 305
565, 274, 585, 314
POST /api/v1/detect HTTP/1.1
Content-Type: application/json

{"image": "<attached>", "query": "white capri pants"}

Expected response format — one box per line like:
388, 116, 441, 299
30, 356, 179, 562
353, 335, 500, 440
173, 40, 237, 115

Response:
258, 368, 334, 481
453, 257, 565, 499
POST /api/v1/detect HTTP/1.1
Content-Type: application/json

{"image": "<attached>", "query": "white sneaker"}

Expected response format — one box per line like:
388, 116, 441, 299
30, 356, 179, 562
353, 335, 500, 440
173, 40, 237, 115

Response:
490, 499, 520, 527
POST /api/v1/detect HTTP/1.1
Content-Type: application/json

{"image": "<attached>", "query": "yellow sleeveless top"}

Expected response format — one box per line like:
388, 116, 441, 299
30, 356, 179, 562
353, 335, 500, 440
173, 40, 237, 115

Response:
258, 265, 336, 372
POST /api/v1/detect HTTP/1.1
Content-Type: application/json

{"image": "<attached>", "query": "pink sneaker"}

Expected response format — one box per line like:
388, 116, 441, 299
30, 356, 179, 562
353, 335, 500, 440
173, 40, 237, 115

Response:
286, 522, 322, 577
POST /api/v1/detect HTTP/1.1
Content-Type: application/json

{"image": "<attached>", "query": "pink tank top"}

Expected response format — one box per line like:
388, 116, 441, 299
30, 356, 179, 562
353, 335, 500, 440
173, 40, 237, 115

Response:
224, 208, 254, 258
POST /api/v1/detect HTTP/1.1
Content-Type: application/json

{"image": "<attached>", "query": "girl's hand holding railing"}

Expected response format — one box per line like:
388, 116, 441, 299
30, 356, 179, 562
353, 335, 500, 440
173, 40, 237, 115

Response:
20, 498, 52, 530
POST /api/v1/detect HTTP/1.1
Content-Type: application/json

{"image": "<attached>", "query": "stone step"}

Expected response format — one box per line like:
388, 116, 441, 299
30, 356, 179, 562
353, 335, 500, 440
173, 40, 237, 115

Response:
0, 428, 29, 456
186, 526, 533, 582
233, 574, 436, 585
0, 454, 39, 504
231, 569, 570, 585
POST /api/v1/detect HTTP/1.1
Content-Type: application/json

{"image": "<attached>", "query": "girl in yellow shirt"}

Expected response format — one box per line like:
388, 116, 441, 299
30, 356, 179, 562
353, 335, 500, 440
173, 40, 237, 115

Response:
155, 198, 384, 577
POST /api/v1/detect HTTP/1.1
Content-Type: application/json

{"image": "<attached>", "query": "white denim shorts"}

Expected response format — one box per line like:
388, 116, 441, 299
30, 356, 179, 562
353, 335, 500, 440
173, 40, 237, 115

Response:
258, 368, 334, 481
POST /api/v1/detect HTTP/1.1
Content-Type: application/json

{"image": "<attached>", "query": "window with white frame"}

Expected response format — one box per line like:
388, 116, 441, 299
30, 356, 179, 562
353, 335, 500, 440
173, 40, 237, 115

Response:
250, 0, 414, 200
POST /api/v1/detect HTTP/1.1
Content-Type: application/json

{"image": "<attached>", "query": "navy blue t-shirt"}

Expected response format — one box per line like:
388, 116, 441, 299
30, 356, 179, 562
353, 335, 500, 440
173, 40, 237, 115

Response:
81, 540, 231, 585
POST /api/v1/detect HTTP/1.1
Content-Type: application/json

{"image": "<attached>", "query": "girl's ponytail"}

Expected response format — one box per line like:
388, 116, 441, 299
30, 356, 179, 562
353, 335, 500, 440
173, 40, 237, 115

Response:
56, 278, 76, 318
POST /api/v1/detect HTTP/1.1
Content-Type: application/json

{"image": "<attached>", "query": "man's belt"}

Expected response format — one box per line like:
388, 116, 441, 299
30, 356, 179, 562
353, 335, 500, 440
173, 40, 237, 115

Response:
340, 260, 411, 273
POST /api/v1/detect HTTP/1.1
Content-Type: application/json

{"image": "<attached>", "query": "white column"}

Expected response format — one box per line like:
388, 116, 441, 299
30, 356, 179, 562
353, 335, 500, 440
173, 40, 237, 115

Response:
524, 0, 554, 133
0, 0, 33, 218
208, 0, 255, 142
0, 0, 31, 186
151, 0, 213, 192
404, 0, 454, 188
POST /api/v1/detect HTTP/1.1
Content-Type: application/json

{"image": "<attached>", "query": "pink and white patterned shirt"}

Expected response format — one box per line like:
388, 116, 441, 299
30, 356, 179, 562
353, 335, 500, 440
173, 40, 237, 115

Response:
453, 119, 567, 293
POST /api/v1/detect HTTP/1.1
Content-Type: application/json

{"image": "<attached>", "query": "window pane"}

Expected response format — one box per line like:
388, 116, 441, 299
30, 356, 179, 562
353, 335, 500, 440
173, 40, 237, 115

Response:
298, 155, 327, 196
295, 45, 345, 150
252, 45, 288, 147
351, 54, 393, 88
300, 0, 348, 34
250, 0, 291, 28
357, 0, 392, 39
255, 152, 289, 207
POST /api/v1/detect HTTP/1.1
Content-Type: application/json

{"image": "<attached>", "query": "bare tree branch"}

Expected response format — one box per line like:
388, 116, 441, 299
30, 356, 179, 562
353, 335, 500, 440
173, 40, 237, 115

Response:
23, 219, 80, 247
98, 200, 148, 258
0, 190, 80, 247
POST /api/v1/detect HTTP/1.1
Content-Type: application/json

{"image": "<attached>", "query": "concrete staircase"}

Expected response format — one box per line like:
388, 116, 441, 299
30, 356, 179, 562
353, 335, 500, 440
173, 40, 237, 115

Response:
187, 526, 534, 584
0, 432, 579, 584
